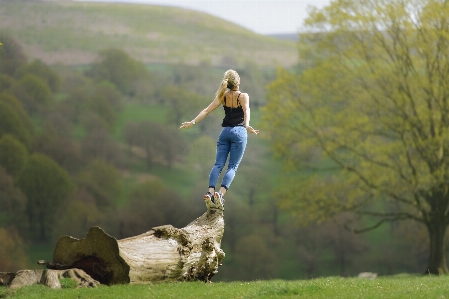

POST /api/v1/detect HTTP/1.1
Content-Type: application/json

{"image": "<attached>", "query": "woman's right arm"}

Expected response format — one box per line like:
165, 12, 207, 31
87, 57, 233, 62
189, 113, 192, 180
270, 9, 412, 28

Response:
179, 97, 221, 129
240, 93, 259, 135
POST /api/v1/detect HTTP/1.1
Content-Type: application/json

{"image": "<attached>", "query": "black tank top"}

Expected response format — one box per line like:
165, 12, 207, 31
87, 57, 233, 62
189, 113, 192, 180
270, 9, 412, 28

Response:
221, 92, 244, 127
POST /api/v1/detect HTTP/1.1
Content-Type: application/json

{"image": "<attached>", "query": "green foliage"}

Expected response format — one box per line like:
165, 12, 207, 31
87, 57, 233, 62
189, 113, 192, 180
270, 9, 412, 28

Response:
263, 0, 449, 274
123, 120, 187, 169
0, 74, 15, 92
77, 159, 122, 210
162, 86, 206, 126
87, 93, 117, 132
0, 227, 28, 272
0, 134, 28, 176
0, 92, 34, 133
86, 49, 150, 96
0, 167, 27, 231
15, 60, 60, 92
0, 102, 32, 148
19, 74, 52, 107
15, 153, 73, 242
119, 178, 192, 237
0, 33, 27, 76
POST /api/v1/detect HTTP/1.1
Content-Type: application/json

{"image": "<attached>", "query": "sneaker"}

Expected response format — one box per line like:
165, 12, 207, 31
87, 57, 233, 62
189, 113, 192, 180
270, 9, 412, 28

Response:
204, 192, 216, 210
214, 191, 225, 210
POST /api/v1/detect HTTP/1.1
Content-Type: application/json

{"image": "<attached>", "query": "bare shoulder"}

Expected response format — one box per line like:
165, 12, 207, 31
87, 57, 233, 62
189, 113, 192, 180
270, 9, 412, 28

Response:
239, 92, 249, 100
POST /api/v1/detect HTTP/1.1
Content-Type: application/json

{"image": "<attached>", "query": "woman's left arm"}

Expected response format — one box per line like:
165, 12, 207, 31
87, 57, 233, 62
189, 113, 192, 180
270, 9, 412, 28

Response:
240, 93, 259, 135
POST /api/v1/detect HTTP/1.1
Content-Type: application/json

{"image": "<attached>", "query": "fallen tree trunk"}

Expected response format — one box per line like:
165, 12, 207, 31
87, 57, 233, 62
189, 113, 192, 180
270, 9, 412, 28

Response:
40, 208, 225, 285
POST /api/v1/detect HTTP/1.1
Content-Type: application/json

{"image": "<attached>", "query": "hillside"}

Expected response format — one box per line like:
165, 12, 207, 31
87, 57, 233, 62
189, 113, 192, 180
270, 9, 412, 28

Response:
0, 0, 298, 67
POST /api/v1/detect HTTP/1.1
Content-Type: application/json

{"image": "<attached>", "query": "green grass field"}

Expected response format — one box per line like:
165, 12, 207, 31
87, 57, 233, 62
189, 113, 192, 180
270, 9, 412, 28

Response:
0, 1, 297, 68
2, 275, 448, 299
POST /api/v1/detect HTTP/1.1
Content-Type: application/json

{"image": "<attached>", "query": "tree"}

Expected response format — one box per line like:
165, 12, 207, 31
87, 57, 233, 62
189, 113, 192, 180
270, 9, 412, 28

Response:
77, 159, 122, 211
0, 102, 32, 148
15, 60, 60, 92
119, 179, 189, 238
262, 0, 449, 274
0, 227, 28, 272
0, 91, 34, 133
0, 134, 28, 176
85, 49, 151, 96
80, 128, 122, 165
19, 73, 52, 110
15, 153, 73, 242
0, 167, 27, 231
162, 86, 206, 126
0, 34, 27, 76
158, 125, 189, 168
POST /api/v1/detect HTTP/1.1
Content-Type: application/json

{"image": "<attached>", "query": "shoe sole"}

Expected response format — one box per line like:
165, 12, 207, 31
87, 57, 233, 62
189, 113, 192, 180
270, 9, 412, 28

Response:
214, 192, 224, 210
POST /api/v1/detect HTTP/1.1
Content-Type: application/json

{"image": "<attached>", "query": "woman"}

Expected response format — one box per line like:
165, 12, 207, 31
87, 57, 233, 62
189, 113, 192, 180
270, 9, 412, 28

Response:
179, 69, 259, 210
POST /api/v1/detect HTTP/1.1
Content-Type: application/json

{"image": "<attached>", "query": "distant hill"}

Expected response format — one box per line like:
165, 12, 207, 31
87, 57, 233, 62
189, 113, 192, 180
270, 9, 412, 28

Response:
0, 0, 298, 67
269, 33, 299, 42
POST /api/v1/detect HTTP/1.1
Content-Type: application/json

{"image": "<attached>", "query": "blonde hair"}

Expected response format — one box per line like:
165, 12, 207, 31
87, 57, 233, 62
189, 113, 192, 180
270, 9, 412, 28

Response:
215, 69, 240, 105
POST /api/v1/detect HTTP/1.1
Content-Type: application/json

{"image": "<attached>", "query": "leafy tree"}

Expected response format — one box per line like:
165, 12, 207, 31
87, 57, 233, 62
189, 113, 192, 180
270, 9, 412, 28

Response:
0, 91, 34, 133
233, 234, 278, 280
0, 102, 32, 148
86, 49, 151, 96
15, 60, 60, 92
0, 167, 27, 231
119, 179, 189, 238
34, 132, 81, 174
0, 134, 28, 176
15, 153, 73, 242
162, 86, 205, 126
52, 188, 105, 241
187, 135, 216, 179
0, 74, 15, 92
0, 227, 28, 271
80, 128, 122, 165
19, 73, 52, 108
0, 34, 27, 76
87, 93, 116, 132
77, 159, 122, 210
262, 0, 449, 274
158, 125, 188, 168
125, 120, 161, 169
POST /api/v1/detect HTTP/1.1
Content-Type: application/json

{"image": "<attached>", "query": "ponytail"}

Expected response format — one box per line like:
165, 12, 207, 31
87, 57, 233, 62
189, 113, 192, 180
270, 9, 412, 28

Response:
215, 79, 228, 105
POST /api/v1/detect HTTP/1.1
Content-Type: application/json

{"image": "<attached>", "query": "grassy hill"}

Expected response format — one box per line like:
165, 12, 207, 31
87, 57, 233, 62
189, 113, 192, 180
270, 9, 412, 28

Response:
0, 0, 297, 67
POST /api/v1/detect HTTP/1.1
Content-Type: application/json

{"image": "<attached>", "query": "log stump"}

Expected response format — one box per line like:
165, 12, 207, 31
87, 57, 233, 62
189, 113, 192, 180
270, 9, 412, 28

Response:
43, 208, 225, 285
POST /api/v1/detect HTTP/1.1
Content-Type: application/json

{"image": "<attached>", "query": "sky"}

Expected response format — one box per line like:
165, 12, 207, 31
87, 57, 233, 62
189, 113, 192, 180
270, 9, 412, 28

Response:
77, 0, 333, 34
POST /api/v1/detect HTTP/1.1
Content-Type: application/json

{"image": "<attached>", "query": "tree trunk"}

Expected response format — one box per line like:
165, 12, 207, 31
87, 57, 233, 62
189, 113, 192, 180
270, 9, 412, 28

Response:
42, 208, 225, 285
426, 220, 448, 274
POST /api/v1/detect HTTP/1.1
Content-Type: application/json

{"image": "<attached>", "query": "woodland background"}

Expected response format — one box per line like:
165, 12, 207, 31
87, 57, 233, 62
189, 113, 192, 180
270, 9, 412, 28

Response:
0, 0, 430, 281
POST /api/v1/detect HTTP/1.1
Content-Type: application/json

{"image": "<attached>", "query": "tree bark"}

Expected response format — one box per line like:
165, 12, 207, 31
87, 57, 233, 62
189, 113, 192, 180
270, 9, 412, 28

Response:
0, 269, 99, 289
426, 220, 448, 274
42, 208, 225, 285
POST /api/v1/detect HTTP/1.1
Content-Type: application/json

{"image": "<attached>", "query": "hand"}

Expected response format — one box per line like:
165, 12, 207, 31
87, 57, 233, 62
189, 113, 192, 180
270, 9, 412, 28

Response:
179, 121, 195, 129
246, 125, 259, 135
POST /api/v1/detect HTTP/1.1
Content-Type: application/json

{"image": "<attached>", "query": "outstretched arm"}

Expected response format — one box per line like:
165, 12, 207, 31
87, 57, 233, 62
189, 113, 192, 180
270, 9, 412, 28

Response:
239, 93, 259, 135
179, 97, 221, 129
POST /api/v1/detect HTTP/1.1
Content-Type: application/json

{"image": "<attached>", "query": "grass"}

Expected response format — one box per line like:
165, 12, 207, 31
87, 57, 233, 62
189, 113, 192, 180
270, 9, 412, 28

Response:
0, 1, 297, 67
2, 275, 449, 299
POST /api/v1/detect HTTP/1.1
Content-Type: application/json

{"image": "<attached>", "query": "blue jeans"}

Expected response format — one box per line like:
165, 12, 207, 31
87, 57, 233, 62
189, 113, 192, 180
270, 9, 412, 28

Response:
208, 126, 247, 190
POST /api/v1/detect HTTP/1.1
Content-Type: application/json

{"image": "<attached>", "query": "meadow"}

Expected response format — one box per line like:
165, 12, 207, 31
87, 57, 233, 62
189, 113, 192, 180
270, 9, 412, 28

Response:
0, 1, 297, 67
1, 275, 448, 299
